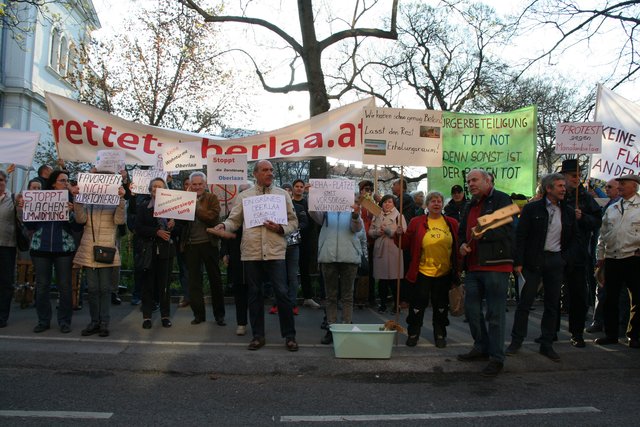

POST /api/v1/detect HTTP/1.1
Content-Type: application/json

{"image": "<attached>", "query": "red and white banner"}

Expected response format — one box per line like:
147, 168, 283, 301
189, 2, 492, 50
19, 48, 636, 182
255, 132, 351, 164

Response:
591, 85, 640, 181
0, 128, 40, 166
45, 92, 373, 165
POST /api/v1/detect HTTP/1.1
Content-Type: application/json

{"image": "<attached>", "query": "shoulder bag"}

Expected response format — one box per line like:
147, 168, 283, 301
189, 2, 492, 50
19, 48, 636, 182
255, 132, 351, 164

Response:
90, 206, 116, 264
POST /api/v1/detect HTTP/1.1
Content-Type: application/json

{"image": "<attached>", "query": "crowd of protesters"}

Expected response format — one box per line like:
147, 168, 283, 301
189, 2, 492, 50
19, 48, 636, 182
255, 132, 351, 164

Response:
0, 158, 638, 375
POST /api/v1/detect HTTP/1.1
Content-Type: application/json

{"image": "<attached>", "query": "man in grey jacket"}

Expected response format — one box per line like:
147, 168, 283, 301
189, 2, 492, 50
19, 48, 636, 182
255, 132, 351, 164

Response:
213, 160, 299, 351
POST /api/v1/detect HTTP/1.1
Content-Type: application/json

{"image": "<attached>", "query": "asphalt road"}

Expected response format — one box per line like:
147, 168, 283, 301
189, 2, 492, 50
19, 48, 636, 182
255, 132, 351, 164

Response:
0, 300, 638, 425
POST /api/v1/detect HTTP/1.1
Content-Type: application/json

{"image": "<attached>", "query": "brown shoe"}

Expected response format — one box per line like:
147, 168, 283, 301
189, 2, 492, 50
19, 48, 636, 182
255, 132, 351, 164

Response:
248, 337, 266, 351
286, 338, 299, 352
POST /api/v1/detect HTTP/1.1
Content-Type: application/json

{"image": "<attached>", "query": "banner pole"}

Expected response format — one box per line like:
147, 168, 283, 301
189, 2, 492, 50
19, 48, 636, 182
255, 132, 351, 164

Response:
395, 166, 404, 343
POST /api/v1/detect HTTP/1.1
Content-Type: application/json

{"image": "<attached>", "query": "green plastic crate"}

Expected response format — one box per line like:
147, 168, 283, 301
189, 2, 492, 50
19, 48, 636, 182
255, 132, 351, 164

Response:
329, 324, 396, 359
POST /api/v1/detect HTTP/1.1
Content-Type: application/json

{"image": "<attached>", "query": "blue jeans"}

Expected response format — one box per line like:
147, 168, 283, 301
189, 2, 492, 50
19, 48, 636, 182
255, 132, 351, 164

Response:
32, 254, 74, 327
85, 267, 113, 326
464, 271, 509, 363
286, 245, 300, 306
0, 246, 16, 324
511, 252, 564, 348
245, 260, 295, 340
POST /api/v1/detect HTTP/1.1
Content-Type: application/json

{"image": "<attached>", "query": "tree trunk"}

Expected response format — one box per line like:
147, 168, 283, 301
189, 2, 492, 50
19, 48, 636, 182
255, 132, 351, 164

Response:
298, 0, 329, 178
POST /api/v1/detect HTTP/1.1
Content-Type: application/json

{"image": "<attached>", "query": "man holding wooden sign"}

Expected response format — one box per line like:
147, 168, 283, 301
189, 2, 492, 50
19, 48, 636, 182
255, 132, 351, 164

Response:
212, 160, 299, 352
457, 169, 516, 377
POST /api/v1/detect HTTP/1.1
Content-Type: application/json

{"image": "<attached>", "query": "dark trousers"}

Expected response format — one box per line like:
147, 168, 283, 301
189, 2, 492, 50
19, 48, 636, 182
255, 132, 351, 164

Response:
603, 257, 640, 340
141, 253, 172, 319
228, 253, 247, 326
378, 279, 396, 309
563, 264, 589, 337
185, 243, 224, 322
0, 246, 16, 324
245, 260, 295, 340
406, 273, 450, 338
298, 233, 314, 299
511, 252, 564, 348
32, 254, 74, 327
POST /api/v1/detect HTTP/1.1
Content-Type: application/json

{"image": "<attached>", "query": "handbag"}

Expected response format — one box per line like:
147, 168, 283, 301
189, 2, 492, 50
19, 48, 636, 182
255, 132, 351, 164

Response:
448, 284, 465, 317
11, 194, 30, 251
90, 206, 116, 264
286, 230, 301, 246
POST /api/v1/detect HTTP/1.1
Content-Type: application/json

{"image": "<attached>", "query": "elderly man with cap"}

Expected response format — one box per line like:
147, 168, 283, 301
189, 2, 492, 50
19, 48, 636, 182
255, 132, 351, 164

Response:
444, 184, 467, 222
560, 158, 602, 348
595, 174, 640, 348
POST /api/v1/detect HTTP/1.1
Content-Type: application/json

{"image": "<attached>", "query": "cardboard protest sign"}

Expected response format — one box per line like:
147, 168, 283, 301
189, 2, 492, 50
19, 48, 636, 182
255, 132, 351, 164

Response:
242, 194, 287, 229
161, 141, 203, 172
207, 154, 248, 185
22, 190, 69, 222
362, 108, 443, 167
308, 179, 356, 212
153, 189, 197, 221
428, 106, 537, 197
75, 173, 122, 205
130, 169, 168, 195
555, 122, 603, 154
96, 150, 126, 173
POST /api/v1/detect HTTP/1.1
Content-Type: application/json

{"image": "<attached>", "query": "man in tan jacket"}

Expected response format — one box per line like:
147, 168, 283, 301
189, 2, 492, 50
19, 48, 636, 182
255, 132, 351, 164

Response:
213, 160, 299, 352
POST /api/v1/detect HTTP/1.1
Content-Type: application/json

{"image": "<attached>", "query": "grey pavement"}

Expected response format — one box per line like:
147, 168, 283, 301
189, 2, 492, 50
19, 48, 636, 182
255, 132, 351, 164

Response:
0, 297, 637, 377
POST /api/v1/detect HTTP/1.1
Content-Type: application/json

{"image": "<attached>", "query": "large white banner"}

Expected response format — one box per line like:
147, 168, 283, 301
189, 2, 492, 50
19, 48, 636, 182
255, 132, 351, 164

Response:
45, 92, 373, 165
0, 128, 40, 167
591, 85, 640, 180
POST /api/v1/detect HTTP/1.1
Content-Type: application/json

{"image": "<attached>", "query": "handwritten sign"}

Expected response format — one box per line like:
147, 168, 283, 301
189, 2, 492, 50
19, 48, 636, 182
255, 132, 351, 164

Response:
308, 179, 355, 212
131, 169, 168, 195
428, 107, 537, 197
22, 190, 69, 222
242, 194, 287, 229
555, 122, 603, 154
362, 107, 443, 167
207, 154, 248, 185
153, 189, 197, 220
161, 141, 203, 172
75, 173, 122, 205
96, 150, 125, 173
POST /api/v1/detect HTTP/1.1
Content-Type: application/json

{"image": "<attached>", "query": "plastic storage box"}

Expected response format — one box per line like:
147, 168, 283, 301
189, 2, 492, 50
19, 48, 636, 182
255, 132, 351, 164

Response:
329, 324, 396, 359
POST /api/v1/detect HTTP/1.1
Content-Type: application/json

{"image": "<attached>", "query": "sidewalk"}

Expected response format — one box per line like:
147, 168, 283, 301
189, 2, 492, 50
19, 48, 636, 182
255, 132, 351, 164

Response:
0, 298, 636, 377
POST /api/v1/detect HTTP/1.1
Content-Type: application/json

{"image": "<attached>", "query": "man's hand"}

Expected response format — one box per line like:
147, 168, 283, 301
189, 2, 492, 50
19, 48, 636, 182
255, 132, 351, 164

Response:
575, 208, 582, 220
264, 220, 283, 234
157, 229, 171, 241
459, 243, 472, 256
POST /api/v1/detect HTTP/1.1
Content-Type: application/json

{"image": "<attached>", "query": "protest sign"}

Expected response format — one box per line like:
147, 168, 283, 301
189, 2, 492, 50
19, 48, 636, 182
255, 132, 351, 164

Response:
75, 173, 122, 205
22, 190, 69, 222
242, 194, 287, 229
207, 154, 248, 185
96, 150, 126, 173
555, 122, 602, 154
308, 179, 356, 212
428, 106, 537, 197
153, 189, 197, 221
130, 169, 168, 195
362, 108, 443, 167
161, 141, 203, 172
591, 85, 640, 181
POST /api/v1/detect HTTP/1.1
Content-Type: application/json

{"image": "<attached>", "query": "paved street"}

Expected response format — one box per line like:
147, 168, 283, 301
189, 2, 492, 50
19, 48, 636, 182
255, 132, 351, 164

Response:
0, 298, 638, 425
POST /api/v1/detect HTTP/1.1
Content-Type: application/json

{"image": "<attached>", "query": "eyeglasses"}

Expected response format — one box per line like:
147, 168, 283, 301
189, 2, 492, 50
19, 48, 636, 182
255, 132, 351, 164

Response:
56, 179, 69, 183
362, 187, 372, 192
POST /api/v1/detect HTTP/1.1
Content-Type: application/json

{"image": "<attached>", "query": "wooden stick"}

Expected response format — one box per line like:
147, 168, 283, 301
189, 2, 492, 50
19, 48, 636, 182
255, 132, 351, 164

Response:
394, 166, 404, 345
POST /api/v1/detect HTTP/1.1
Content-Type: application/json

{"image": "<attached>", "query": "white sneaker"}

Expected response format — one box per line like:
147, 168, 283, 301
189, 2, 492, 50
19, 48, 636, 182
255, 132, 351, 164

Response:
236, 325, 247, 336
303, 299, 321, 308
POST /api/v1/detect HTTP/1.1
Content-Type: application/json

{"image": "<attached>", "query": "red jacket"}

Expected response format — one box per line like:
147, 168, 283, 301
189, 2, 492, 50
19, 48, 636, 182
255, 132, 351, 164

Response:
399, 214, 460, 283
